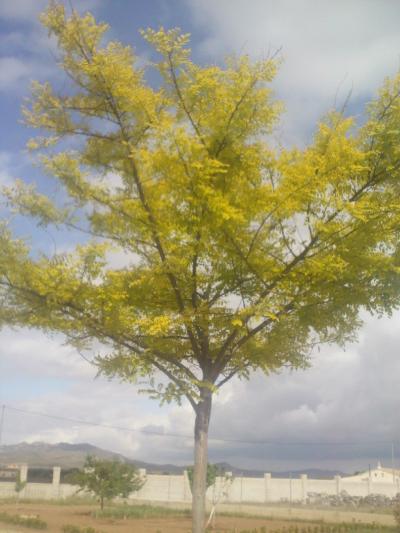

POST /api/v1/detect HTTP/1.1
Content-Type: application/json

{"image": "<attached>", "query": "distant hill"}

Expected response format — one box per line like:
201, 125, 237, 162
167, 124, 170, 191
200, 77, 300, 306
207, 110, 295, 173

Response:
0, 442, 347, 478
0, 442, 182, 474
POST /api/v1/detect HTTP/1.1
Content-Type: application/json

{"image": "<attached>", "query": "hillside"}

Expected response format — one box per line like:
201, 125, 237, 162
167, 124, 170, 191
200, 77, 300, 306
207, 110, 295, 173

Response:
0, 442, 347, 478
0, 442, 181, 473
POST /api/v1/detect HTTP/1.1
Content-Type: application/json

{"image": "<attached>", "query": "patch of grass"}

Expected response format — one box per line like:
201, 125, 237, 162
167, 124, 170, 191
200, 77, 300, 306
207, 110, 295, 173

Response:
214, 501, 397, 516
216, 507, 397, 524
220, 525, 398, 533
93, 503, 191, 519
93, 505, 397, 532
62, 525, 105, 533
0, 495, 97, 506
0, 510, 47, 529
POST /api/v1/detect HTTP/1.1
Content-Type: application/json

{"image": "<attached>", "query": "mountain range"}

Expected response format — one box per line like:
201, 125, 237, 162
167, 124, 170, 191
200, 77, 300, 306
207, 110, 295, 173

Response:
0, 442, 347, 478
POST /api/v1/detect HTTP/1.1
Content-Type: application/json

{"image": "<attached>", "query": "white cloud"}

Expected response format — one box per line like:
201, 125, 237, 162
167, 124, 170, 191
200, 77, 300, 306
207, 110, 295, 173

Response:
1, 307, 399, 469
1, 357, 189, 463
2, 312, 400, 471
0, 1, 103, 94
0, 151, 18, 187
0, 57, 33, 92
0, 0, 47, 21
0, 53, 58, 94
0, 325, 193, 463
204, 311, 400, 471
186, 0, 400, 145
104, 248, 141, 270
0, 327, 94, 380
0, 0, 101, 22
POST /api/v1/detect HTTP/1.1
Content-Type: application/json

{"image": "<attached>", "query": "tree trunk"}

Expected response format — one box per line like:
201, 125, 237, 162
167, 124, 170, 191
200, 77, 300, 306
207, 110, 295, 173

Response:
192, 389, 212, 533
100, 495, 104, 510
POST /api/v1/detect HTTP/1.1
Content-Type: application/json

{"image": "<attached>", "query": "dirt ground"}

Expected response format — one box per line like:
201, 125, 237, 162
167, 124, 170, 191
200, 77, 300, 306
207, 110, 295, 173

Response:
0, 502, 320, 533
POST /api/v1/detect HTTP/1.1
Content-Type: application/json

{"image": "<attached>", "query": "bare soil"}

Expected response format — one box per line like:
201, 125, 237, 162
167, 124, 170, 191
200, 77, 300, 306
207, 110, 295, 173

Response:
0, 502, 319, 532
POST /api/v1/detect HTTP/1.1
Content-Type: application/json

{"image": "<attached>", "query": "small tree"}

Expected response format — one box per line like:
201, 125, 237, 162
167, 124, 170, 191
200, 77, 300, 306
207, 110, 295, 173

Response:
14, 470, 27, 507
187, 463, 219, 494
187, 464, 233, 528
68, 455, 145, 510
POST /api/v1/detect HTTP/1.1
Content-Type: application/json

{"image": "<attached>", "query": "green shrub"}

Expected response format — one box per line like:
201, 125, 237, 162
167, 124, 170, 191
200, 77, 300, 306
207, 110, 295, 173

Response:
0, 511, 47, 529
393, 504, 400, 529
62, 525, 103, 533
93, 503, 190, 519
234, 524, 399, 533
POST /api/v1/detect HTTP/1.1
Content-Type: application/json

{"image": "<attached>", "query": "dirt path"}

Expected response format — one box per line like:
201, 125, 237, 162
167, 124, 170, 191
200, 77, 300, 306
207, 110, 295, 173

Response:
0, 503, 323, 532
1, 502, 398, 532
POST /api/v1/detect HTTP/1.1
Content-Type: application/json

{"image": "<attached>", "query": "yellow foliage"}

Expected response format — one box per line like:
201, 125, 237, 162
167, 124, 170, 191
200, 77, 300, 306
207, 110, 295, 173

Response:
1, 2, 400, 406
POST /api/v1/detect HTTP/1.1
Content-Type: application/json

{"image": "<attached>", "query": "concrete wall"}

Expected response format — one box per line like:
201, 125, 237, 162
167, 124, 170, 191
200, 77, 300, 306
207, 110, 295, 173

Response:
0, 465, 399, 504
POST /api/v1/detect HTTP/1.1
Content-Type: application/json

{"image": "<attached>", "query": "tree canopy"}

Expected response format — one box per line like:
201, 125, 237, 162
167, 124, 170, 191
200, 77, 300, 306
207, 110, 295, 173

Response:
1, 3, 400, 531
1, 4, 399, 405
187, 463, 221, 492
68, 455, 144, 509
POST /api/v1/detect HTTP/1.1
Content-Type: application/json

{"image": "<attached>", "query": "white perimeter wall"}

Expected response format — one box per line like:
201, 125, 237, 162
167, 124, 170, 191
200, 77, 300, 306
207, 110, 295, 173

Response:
1, 466, 400, 504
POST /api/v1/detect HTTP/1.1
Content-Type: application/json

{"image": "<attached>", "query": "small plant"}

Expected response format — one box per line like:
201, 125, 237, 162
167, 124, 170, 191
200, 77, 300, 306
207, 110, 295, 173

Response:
188, 463, 234, 528
393, 503, 400, 528
224, 524, 399, 533
62, 525, 105, 533
187, 463, 220, 492
93, 503, 190, 519
14, 470, 27, 506
0, 511, 47, 529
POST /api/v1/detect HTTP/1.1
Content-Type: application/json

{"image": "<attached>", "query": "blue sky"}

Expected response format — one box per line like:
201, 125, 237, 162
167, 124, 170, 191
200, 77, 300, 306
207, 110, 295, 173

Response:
1, 0, 400, 474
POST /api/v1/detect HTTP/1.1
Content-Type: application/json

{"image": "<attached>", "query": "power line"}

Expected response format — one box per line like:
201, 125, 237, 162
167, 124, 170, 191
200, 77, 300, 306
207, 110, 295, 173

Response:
2, 404, 396, 447
5, 405, 193, 440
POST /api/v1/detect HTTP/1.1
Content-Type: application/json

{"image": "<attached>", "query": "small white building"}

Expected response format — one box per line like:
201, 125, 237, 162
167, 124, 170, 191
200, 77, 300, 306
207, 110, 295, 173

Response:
344, 462, 400, 483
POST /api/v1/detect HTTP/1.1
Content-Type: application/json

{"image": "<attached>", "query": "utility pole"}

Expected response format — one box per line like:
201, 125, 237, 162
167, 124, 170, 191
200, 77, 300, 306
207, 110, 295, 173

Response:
0, 405, 5, 447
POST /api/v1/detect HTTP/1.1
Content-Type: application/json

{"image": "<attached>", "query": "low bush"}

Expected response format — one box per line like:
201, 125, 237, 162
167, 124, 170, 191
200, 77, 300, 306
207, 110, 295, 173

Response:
238, 524, 398, 533
393, 503, 400, 528
62, 525, 105, 533
62, 527, 95, 533
209, 524, 397, 533
0, 510, 47, 529
93, 503, 191, 519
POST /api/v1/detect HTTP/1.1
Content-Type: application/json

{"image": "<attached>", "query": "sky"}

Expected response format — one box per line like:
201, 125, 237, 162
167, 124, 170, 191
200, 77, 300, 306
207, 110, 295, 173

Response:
1, 0, 400, 475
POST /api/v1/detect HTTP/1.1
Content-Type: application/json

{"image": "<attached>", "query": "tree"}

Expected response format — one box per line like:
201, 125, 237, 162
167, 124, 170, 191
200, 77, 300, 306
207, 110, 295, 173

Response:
67, 455, 144, 510
187, 464, 233, 528
14, 470, 27, 507
1, 3, 400, 532
187, 463, 219, 493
